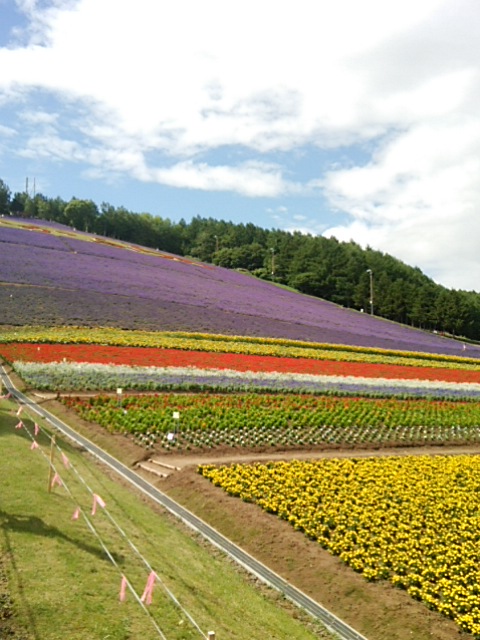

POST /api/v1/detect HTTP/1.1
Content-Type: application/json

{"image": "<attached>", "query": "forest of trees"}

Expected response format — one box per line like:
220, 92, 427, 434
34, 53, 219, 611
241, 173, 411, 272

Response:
2, 177, 480, 342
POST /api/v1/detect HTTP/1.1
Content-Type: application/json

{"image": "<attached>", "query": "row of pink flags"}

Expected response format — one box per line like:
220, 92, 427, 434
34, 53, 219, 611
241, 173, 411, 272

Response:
7, 398, 158, 605
121, 571, 157, 605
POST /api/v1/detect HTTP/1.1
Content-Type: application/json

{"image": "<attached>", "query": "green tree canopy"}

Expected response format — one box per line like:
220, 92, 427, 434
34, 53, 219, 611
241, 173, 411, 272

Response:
64, 199, 99, 232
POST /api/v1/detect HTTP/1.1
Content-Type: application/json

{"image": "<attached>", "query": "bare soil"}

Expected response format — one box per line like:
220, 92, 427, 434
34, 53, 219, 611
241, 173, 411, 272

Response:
35, 394, 476, 640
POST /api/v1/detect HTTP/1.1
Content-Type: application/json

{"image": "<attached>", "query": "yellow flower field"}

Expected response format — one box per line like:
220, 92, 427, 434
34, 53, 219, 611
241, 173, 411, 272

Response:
1, 325, 480, 371
200, 455, 480, 637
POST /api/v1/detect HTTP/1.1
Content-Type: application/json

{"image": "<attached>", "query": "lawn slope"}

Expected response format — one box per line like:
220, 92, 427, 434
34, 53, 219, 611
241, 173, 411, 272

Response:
0, 398, 333, 640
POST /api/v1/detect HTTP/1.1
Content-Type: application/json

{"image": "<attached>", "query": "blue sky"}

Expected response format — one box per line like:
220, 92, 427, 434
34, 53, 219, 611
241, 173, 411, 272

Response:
1, 0, 480, 291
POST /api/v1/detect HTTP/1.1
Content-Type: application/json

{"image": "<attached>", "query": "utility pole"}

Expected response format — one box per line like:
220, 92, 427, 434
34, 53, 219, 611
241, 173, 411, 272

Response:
366, 269, 374, 315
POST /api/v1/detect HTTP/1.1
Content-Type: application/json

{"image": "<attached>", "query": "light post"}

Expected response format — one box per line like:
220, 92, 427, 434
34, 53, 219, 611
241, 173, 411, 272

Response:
214, 234, 219, 253
270, 248, 275, 279
366, 269, 374, 315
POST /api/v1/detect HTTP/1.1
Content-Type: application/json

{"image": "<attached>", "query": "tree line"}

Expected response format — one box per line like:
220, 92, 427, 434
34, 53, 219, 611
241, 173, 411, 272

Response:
1, 178, 479, 342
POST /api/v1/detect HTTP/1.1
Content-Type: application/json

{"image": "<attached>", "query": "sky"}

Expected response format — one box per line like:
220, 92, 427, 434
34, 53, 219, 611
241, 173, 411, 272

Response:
0, 0, 479, 291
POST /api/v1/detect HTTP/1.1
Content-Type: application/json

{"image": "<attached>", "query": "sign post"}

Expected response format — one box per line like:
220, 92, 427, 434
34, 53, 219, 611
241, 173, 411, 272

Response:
167, 411, 180, 443
173, 411, 180, 435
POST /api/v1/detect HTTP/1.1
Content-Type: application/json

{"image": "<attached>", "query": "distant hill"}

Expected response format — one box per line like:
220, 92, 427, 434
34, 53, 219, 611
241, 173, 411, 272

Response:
1, 218, 478, 358
3, 174, 480, 340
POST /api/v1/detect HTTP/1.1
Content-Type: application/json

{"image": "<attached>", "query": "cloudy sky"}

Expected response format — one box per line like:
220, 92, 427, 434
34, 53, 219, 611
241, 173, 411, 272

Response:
0, 0, 479, 290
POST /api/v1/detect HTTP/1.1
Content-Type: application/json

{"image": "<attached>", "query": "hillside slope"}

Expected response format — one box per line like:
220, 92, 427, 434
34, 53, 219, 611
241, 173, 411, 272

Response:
0, 218, 478, 358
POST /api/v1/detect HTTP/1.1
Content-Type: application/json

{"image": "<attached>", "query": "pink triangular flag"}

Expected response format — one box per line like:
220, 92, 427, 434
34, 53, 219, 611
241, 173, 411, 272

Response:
15, 421, 23, 429
34, 423, 40, 436
140, 571, 156, 605
119, 575, 128, 602
95, 494, 106, 508
61, 452, 70, 469
72, 507, 80, 521
50, 472, 62, 489
91, 493, 106, 515
30, 440, 39, 450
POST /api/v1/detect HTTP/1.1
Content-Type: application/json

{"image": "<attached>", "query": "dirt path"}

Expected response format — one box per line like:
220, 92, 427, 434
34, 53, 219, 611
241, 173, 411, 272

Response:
150, 441, 480, 470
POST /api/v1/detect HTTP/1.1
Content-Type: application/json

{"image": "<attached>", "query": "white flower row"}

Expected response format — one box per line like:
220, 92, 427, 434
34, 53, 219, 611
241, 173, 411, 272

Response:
12, 360, 480, 397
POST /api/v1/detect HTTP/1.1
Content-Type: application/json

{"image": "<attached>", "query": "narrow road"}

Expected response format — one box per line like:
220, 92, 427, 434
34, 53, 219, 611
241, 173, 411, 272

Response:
0, 365, 368, 640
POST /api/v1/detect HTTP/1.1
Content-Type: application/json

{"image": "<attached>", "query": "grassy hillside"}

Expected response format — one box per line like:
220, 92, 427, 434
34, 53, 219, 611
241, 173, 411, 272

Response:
1, 397, 338, 640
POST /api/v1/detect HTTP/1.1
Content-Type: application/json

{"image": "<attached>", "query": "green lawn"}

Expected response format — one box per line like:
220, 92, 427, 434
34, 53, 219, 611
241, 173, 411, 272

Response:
0, 398, 335, 640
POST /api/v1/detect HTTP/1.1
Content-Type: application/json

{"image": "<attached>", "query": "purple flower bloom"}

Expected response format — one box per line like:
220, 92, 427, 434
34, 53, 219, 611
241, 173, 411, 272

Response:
1, 220, 479, 358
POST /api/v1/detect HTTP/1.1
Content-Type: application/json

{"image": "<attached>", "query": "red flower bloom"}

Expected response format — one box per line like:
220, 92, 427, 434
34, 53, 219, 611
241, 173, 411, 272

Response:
2, 342, 480, 383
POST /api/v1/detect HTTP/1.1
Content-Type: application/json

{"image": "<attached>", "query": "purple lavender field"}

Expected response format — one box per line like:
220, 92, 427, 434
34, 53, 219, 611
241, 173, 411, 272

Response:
1, 218, 479, 357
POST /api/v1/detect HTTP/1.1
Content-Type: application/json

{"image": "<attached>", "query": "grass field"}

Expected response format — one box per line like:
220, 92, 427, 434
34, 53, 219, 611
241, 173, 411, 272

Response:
0, 398, 336, 640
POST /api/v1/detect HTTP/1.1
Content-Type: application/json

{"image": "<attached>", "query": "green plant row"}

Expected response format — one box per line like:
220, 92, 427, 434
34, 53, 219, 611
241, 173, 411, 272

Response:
62, 393, 480, 451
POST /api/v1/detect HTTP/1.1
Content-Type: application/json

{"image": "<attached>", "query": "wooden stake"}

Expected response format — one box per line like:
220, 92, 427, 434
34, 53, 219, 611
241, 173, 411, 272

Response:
47, 435, 56, 492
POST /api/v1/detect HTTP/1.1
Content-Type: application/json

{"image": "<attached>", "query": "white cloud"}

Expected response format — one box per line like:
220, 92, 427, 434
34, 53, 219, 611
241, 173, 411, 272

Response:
322, 115, 480, 289
0, 0, 454, 153
152, 161, 287, 198
0, 123, 16, 137
2, 0, 480, 288
19, 133, 83, 160
21, 109, 58, 125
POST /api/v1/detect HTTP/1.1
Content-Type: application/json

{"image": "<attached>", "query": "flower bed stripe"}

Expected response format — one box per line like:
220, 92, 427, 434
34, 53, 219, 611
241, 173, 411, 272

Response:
3, 342, 480, 383
62, 390, 480, 451
2, 327, 480, 368
13, 360, 480, 399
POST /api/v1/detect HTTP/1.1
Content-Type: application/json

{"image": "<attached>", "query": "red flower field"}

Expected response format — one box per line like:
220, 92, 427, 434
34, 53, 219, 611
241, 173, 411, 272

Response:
2, 342, 480, 383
